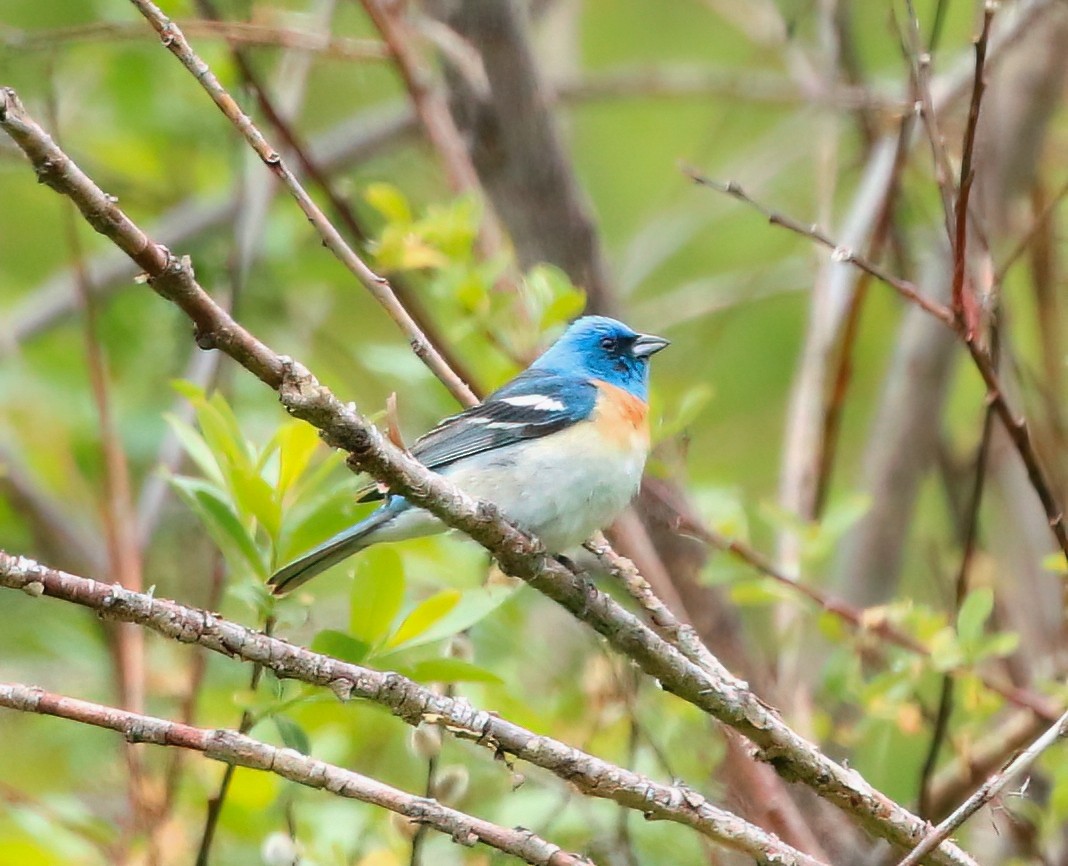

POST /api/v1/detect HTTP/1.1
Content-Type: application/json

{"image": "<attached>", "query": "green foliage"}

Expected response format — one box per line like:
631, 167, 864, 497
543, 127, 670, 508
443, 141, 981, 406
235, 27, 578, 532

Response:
169, 384, 519, 698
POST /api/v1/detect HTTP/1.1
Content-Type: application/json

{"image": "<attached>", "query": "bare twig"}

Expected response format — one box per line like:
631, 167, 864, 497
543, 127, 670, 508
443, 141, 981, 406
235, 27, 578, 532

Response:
0, 552, 829, 866
0, 682, 592, 866
900, 0, 956, 239
949, 5, 994, 334
685, 170, 956, 326
897, 707, 1068, 866
994, 176, 1068, 285
48, 88, 150, 854
7, 103, 417, 349
0, 88, 978, 865
357, 0, 505, 261
585, 533, 728, 681
918, 395, 997, 819
125, 0, 476, 406
424, 0, 614, 311
1, 18, 389, 60
686, 169, 1068, 574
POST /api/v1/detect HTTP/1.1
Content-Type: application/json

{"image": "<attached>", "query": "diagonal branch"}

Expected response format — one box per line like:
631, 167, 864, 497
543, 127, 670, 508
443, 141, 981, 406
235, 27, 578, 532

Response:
0, 551, 827, 866
126, 0, 476, 406
0, 682, 592, 866
897, 706, 1068, 866
0, 87, 975, 866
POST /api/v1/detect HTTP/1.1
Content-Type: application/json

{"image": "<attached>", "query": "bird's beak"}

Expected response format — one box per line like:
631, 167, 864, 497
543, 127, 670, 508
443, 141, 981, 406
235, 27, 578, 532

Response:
631, 333, 670, 358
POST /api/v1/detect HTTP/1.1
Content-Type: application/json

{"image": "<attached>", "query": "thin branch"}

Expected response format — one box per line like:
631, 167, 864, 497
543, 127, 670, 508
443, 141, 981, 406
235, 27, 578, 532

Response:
686, 169, 1068, 573
897, 707, 1068, 866
949, 4, 994, 334
0, 551, 829, 866
918, 396, 997, 819
684, 169, 956, 326
899, 0, 956, 239
585, 533, 729, 681
187, 0, 483, 402
994, 175, 1068, 285
0, 89, 977, 866
126, 0, 477, 406
1, 19, 390, 60
0, 683, 591, 866
194, 619, 274, 866
7, 102, 416, 349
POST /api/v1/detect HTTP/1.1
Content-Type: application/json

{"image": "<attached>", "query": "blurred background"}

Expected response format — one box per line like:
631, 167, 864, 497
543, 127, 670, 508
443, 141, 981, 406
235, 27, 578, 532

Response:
3, 0, 1068, 863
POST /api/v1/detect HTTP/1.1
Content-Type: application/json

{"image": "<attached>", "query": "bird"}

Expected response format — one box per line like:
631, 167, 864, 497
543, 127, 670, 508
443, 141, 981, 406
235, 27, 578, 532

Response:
268, 315, 669, 595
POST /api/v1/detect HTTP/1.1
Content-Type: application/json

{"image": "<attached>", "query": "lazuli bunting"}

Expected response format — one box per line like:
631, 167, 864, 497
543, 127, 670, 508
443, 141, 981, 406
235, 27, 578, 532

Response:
269, 316, 669, 594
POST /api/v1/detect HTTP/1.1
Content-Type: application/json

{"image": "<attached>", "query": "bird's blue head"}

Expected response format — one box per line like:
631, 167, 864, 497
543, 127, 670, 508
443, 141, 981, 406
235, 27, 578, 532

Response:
531, 316, 669, 400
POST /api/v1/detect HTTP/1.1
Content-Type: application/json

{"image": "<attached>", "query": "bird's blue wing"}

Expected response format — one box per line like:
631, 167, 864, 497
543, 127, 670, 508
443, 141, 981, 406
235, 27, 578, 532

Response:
413, 370, 596, 468
358, 370, 596, 502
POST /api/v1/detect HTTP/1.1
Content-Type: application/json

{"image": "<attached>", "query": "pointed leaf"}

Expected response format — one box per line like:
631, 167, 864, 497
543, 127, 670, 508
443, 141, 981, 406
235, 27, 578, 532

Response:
163, 412, 224, 485
310, 629, 370, 665
276, 420, 322, 496
399, 658, 503, 685
169, 476, 266, 577
386, 590, 461, 649
230, 465, 282, 540
957, 587, 994, 647
273, 715, 311, 756
383, 584, 518, 652
349, 547, 405, 647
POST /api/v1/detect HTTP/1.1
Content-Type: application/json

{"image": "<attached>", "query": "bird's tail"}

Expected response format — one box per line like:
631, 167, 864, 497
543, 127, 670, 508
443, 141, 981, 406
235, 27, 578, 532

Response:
268, 505, 398, 595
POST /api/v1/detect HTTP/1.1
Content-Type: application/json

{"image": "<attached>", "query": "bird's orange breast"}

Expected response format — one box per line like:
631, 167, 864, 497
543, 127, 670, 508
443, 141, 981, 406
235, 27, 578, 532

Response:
591, 380, 650, 451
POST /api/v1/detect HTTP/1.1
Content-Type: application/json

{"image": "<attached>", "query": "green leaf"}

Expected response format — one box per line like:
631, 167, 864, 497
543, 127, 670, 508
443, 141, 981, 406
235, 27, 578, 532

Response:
656, 384, 714, 440
364, 182, 412, 225
195, 393, 254, 477
169, 476, 267, 577
387, 589, 461, 649
928, 627, 964, 672
382, 584, 518, 652
819, 494, 872, 543
349, 547, 405, 647
729, 578, 788, 607
273, 715, 311, 756
957, 587, 994, 647
170, 378, 207, 402
979, 631, 1020, 660
230, 465, 282, 541
310, 629, 370, 664
398, 658, 503, 685
163, 412, 224, 486
276, 420, 322, 497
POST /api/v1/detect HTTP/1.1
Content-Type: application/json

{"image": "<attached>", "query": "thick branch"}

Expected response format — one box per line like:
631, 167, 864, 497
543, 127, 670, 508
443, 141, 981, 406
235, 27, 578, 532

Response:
0, 682, 588, 866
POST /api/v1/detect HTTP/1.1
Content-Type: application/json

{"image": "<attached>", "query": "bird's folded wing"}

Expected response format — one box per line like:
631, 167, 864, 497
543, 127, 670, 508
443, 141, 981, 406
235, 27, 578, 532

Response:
357, 370, 596, 502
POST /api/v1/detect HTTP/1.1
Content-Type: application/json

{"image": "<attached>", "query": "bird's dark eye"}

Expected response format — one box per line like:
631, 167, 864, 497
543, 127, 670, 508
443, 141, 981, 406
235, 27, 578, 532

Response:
600, 336, 617, 352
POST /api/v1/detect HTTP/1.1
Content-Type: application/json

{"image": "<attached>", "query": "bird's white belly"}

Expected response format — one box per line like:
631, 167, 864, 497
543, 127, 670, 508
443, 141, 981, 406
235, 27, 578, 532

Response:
379, 421, 647, 551
454, 425, 647, 550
